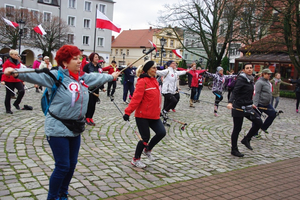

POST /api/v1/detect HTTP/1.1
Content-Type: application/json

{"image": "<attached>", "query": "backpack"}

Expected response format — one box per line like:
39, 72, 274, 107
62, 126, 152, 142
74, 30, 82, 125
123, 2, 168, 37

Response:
41, 70, 64, 116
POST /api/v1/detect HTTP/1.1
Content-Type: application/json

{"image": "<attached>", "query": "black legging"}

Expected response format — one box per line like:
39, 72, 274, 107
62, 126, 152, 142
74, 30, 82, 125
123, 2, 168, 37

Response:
231, 112, 263, 149
107, 80, 117, 96
213, 91, 223, 113
190, 87, 197, 100
86, 88, 99, 119
296, 92, 300, 110
5, 82, 25, 111
163, 93, 178, 112
134, 118, 166, 159
170, 93, 180, 110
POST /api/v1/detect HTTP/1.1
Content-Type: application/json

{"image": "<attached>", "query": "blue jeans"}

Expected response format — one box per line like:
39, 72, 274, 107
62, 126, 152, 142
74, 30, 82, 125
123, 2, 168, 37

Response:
253, 104, 276, 135
194, 85, 203, 100
271, 96, 280, 108
47, 135, 81, 199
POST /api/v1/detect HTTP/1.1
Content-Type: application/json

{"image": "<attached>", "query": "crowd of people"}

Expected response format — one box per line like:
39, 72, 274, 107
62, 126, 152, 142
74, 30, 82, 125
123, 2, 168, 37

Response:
2, 45, 300, 199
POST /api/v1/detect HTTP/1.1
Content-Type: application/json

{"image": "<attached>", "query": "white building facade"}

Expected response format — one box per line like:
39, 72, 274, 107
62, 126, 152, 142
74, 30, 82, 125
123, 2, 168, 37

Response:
0, 0, 115, 66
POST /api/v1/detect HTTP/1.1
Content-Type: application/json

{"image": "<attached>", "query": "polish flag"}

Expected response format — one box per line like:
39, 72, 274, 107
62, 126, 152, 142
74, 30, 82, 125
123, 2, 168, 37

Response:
2, 17, 19, 28
96, 10, 121, 33
172, 49, 182, 58
33, 24, 47, 36
148, 40, 157, 52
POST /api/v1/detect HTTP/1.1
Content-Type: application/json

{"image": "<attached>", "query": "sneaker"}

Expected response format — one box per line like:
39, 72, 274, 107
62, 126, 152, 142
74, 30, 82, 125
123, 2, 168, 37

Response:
131, 158, 146, 168
89, 118, 95, 126
6, 110, 13, 114
111, 95, 114, 98
161, 110, 168, 119
13, 103, 20, 110
143, 149, 155, 161
297, 109, 298, 113
59, 192, 68, 200
123, 101, 129, 105
85, 118, 92, 125
262, 129, 269, 134
163, 120, 170, 127
214, 113, 218, 117
255, 134, 262, 139
172, 109, 176, 112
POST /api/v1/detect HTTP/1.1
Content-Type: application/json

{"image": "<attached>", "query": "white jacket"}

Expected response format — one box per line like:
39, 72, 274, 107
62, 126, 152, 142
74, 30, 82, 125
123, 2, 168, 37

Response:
156, 67, 186, 94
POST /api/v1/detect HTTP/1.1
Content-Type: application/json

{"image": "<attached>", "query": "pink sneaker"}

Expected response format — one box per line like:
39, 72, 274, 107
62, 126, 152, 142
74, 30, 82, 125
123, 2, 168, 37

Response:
214, 113, 219, 117
297, 109, 298, 113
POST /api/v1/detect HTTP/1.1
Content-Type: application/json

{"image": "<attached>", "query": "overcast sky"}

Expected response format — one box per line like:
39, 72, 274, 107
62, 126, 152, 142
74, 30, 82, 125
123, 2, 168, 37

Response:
112, 0, 178, 37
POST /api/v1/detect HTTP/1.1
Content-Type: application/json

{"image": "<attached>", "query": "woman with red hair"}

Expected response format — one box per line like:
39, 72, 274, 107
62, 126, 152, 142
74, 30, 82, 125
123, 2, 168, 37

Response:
4, 45, 120, 200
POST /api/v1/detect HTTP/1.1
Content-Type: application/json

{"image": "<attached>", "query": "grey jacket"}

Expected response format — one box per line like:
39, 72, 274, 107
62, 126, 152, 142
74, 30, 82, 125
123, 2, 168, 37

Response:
253, 77, 272, 106
18, 67, 113, 137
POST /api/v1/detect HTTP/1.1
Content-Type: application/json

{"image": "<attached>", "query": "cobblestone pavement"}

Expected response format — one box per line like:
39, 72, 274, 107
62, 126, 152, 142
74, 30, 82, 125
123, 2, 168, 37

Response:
0, 82, 299, 200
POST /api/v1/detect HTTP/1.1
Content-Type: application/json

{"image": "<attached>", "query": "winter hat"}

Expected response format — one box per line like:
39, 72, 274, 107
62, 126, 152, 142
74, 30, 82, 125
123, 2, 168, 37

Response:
216, 66, 223, 72
166, 60, 174, 67
143, 61, 155, 73
261, 68, 273, 74
38, 54, 43, 59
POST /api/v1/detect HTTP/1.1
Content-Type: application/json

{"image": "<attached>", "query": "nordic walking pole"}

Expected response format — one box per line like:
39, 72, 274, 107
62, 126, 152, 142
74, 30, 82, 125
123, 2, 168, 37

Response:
165, 116, 188, 130
4, 85, 17, 95
119, 47, 156, 73
109, 97, 146, 144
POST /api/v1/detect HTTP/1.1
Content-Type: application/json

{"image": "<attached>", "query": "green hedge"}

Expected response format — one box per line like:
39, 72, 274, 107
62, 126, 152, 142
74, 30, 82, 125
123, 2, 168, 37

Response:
280, 90, 296, 99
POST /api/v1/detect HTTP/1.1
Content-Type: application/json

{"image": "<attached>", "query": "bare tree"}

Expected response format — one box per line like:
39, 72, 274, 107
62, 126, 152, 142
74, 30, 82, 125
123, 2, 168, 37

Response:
0, 7, 71, 56
158, 0, 248, 71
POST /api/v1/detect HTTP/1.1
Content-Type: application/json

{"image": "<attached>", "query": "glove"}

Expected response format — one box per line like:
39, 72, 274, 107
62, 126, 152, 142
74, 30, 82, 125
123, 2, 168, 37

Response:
123, 114, 129, 121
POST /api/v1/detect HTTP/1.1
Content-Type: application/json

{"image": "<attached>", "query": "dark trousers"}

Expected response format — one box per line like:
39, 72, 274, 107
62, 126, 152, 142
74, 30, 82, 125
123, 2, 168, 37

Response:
5, 82, 25, 111
170, 93, 180, 110
163, 93, 178, 112
213, 91, 223, 113
231, 111, 262, 149
190, 87, 197, 100
194, 85, 203, 100
296, 92, 300, 110
86, 89, 99, 119
47, 135, 81, 199
123, 82, 134, 102
107, 81, 117, 96
134, 118, 166, 159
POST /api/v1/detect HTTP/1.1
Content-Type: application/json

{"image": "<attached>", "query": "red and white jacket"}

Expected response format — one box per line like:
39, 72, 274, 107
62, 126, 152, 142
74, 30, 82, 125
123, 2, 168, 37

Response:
187, 69, 207, 88
1, 58, 22, 83
102, 64, 120, 81
125, 74, 161, 119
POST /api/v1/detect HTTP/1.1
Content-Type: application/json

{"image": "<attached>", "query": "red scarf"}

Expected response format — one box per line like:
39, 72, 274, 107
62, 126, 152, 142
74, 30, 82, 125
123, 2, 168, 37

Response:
69, 70, 79, 81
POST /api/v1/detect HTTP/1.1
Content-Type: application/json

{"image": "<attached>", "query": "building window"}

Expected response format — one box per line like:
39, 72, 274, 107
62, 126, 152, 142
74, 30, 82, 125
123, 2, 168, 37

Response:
44, 12, 51, 22
170, 40, 174, 48
184, 54, 188, 60
68, 16, 75, 26
185, 39, 189, 47
83, 19, 90, 28
163, 51, 166, 58
68, 34, 74, 44
6, 5, 15, 17
127, 49, 129, 56
30, 30, 36, 39
69, 0, 76, 8
120, 49, 123, 55
169, 51, 173, 58
83, 36, 89, 45
85, 1, 91, 11
31, 10, 39, 19
43, 0, 51, 3
115, 49, 118, 55
156, 50, 160, 58
97, 37, 104, 46
99, 4, 106, 14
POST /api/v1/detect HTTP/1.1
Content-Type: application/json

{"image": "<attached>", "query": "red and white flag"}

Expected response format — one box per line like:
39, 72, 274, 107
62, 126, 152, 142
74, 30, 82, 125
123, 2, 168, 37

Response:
2, 17, 19, 28
33, 24, 47, 36
148, 40, 157, 52
96, 10, 121, 33
172, 49, 182, 58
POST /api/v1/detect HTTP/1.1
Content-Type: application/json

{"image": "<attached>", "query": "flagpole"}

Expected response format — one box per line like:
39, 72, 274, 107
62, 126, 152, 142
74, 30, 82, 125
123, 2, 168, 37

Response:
93, 4, 98, 52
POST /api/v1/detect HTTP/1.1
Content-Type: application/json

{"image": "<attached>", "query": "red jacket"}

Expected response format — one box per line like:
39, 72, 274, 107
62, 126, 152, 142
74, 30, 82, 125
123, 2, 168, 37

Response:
1, 58, 22, 82
102, 65, 120, 81
125, 75, 161, 119
188, 69, 206, 87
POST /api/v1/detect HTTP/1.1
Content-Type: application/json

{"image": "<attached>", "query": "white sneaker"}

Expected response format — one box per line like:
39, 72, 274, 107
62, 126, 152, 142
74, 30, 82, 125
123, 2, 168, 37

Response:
143, 149, 156, 161
131, 159, 146, 168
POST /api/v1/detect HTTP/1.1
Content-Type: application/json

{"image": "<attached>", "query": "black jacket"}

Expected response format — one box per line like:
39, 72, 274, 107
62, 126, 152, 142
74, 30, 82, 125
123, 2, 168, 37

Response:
83, 62, 104, 90
229, 73, 254, 117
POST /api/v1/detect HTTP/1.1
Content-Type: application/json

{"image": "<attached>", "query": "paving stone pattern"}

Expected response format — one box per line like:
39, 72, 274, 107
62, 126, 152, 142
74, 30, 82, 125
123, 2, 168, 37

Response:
0, 82, 299, 199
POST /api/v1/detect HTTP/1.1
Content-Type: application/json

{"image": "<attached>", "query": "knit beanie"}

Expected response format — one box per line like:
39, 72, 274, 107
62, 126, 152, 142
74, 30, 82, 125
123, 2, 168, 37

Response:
216, 66, 223, 72
166, 60, 174, 67
143, 61, 154, 73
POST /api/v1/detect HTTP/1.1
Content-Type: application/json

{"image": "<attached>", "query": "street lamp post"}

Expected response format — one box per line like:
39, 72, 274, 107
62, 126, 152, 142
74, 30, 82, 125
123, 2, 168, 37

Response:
160, 37, 166, 67
17, 19, 25, 55
123, 53, 125, 65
